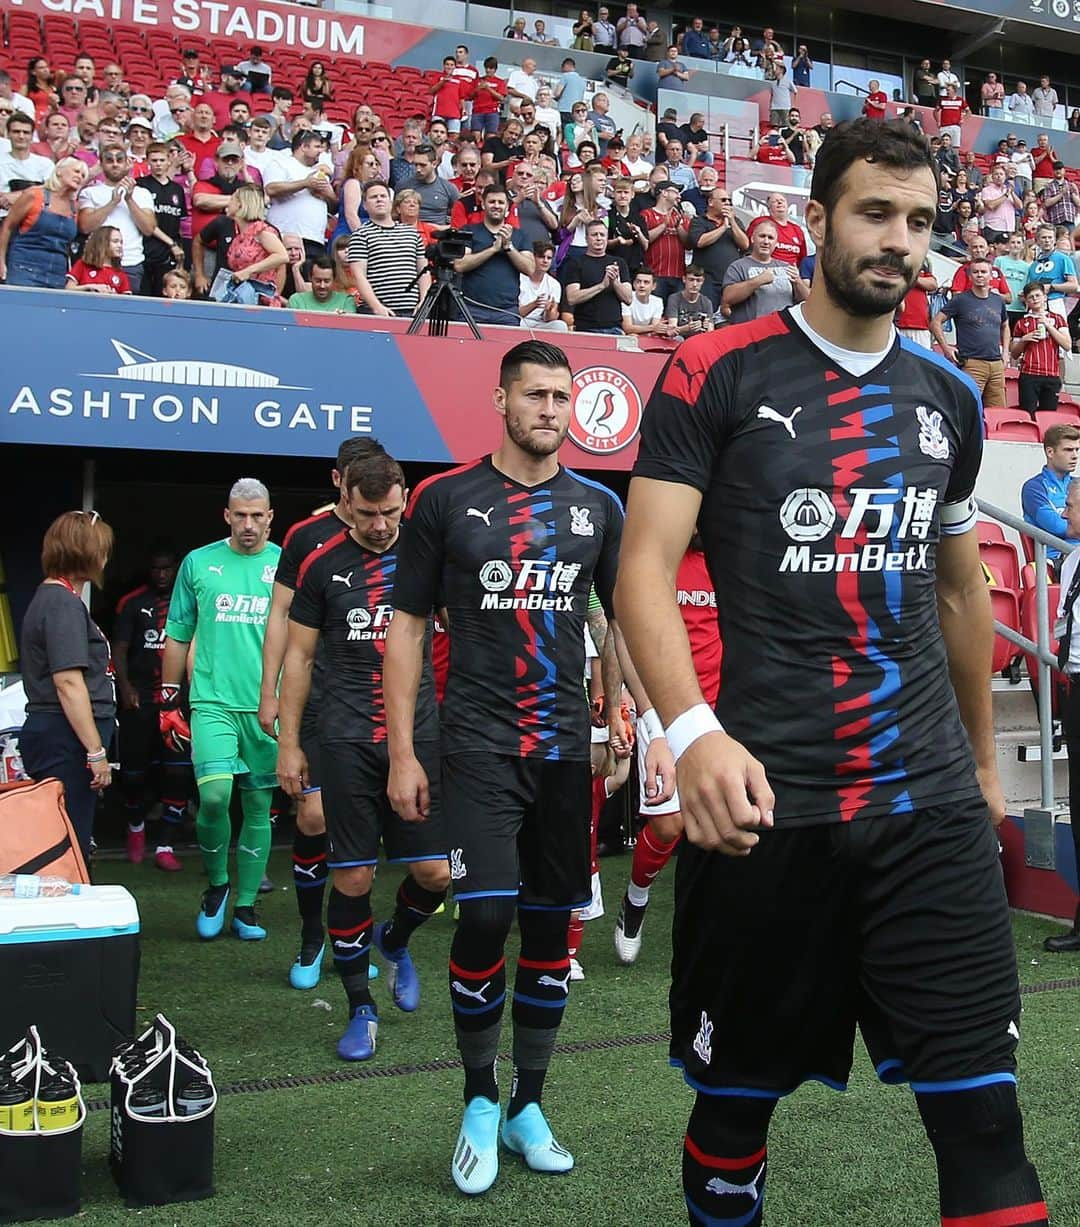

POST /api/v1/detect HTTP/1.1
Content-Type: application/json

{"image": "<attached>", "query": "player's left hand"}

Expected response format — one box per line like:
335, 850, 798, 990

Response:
976, 761, 1007, 828
388, 753, 430, 823
277, 743, 309, 800
642, 734, 676, 805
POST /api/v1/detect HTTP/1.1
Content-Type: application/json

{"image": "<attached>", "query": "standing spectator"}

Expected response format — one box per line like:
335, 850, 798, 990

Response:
996, 231, 1034, 327
1039, 161, 1080, 228
56, 76, 89, 128
747, 192, 807, 266
681, 18, 710, 59
572, 10, 595, 50
77, 145, 155, 291
764, 59, 796, 128
72, 54, 99, 103
18, 511, 116, 866
564, 103, 596, 158
813, 111, 836, 141
0, 113, 55, 217
606, 177, 649, 274
430, 56, 467, 135
930, 258, 1010, 405
302, 62, 335, 109
507, 58, 539, 114
404, 145, 460, 225
534, 88, 562, 148
1028, 222, 1079, 310
65, 225, 130, 293
641, 180, 689, 302
138, 142, 187, 295
725, 37, 755, 69
752, 27, 784, 63
1032, 133, 1058, 194
665, 264, 714, 336
265, 130, 337, 260
453, 183, 534, 326
482, 118, 525, 180
1053, 488, 1080, 950
896, 260, 938, 348
593, 7, 618, 54
587, 94, 618, 156
507, 163, 558, 246
237, 46, 272, 95
288, 253, 356, 312
0, 158, 85, 287
961, 149, 984, 187
555, 58, 589, 124
688, 185, 749, 307
561, 217, 632, 333
519, 239, 567, 331
791, 45, 813, 87
244, 116, 281, 181
557, 169, 602, 255
620, 133, 653, 189
936, 84, 968, 150
388, 121, 424, 189
471, 58, 507, 140
24, 58, 57, 126
200, 66, 247, 131
681, 164, 719, 218
1070, 108, 1080, 133
191, 142, 246, 243
33, 112, 78, 164
152, 84, 193, 141
348, 181, 428, 317
780, 108, 811, 186
936, 58, 959, 96
179, 101, 221, 177
658, 46, 692, 91
328, 146, 381, 245
706, 28, 725, 61
912, 58, 938, 107
979, 166, 1021, 243
126, 118, 154, 178
621, 268, 672, 336
721, 218, 807, 322
1010, 282, 1069, 415
223, 183, 288, 304
174, 49, 209, 96
1032, 76, 1058, 121
1021, 424, 1080, 565
950, 233, 1012, 301
1009, 81, 1035, 123
1011, 139, 1035, 198
617, 5, 649, 57
863, 81, 888, 122
981, 72, 1005, 115
532, 19, 556, 46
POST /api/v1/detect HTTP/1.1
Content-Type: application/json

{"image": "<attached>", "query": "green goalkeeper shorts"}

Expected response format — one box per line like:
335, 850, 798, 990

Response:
191, 706, 278, 791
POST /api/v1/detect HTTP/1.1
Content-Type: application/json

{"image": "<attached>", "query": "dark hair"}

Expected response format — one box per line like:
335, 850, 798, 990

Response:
685, 263, 705, 277
361, 177, 390, 199
1022, 281, 1048, 297
499, 341, 572, 389
309, 254, 335, 274
6, 112, 34, 133
810, 118, 937, 218
336, 436, 385, 472
482, 183, 508, 201
586, 218, 608, 232
484, 56, 498, 70
413, 144, 435, 159
292, 128, 320, 151
343, 451, 405, 501
272, 86, 294, 101
532, 239, 554, 256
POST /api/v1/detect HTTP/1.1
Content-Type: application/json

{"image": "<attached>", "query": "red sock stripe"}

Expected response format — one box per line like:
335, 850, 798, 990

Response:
517, 956, 572, 971
449, 956, 506, 981
942, 1204, 1049, 1227
683, 1135, 767, 1171
328, 919, 372, 938
293, 854, 327, 865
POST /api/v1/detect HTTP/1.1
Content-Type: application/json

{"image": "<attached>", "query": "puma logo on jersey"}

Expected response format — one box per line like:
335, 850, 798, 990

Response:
332, 571, 353, 587
757, 404, 803, 439
537, 973, 571, 992
706, 1163, 766, 1200
451, 979, 491, 1003
208, 565, 224, 575
139, 607, 153, 618
467, 507, 495, 527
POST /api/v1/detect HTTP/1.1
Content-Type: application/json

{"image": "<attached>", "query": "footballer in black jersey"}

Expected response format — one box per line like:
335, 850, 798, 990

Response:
278, 450, 448, 1064
617, 121, 1046, 1227
385, 342, 627, 1196
259, 437, 385, 992
113, 546, 190, 870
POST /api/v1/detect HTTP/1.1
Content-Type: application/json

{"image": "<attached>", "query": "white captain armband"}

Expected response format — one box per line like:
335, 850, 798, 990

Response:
664, 703, 724, 762
939, 493, 978, 536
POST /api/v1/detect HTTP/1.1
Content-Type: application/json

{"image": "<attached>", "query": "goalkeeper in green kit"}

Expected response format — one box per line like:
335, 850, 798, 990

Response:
159, 479, 282, 941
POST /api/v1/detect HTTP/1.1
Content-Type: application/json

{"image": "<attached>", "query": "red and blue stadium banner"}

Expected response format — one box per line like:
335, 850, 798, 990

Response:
0, 290, 668, 470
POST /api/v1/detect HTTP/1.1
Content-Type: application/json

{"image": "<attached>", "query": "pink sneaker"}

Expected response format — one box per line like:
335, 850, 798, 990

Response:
154, 847, 182, 872
126, 826, 146, 864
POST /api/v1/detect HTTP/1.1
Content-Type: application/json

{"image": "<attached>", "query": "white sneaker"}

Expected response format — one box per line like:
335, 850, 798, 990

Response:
569, 957, 585, 982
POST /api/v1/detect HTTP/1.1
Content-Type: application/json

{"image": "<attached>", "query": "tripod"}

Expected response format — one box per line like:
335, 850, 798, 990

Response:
407, 263, 482, 339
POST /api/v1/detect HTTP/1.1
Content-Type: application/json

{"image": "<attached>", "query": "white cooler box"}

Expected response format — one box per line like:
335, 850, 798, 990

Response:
0, 885, 140, 1081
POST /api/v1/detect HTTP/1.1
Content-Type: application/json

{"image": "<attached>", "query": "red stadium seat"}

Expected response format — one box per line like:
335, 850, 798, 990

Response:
980, 541, 1022, 592
989, 420, 1043, 443
1036, 410, 1080, 432
984, 407, 1031, 432
1020, 584, 1063, 714
977, 520, 1007, 545
989, 587, 1022, 675
1020, 559, 1054, 589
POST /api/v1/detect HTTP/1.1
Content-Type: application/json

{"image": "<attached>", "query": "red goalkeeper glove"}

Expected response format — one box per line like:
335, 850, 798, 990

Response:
156, 684, 191, 754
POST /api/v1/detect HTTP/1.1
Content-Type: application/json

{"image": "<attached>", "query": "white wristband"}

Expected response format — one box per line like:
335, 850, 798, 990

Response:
638, 707, 664, 743
664, 703, 724, 762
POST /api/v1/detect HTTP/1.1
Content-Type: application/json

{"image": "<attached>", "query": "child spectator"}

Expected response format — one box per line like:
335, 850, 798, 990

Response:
65, 224, 131, 293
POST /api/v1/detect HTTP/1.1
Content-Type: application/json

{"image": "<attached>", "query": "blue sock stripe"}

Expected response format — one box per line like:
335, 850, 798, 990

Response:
517, 898, 588, 911
454, 889, 519, 900
332, 946, 370, 962
327, 858, 378, 868
512, 991, 568, 1010
685, 1192, 764, 1227
451, 991, 507, 1016
293, 879, 327, 889
910, 1072, 1017, 1094
385, 854, 447, 864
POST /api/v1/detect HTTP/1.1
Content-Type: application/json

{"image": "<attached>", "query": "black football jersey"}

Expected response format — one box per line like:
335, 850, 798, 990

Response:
393, 456, 624, 761
289, 528, 439, 744
113, 585, 170, 699
633, 308, 985, 825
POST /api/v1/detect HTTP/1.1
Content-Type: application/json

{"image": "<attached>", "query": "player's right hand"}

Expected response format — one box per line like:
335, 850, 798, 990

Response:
388, 753, 430, 824
277, 743, 309, 799
677, 731, 774, 856
257, 694, 279, 738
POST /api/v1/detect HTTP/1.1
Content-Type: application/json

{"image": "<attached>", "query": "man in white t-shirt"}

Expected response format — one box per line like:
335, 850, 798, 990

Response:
518, 240, 568, 331
77, 143, 156, 292
0, 113, 55, 218
265, 129, 338, 258
507, 58, 540, 114
622, 269, 674, 336
244, 116, 282, 181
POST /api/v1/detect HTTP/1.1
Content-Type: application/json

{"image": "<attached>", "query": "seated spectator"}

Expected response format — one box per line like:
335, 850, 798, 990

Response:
65, 223, 131, 293
1039, 162, 1080, 228
152, 84, 193, 142
265, 130, 337, 260
753, 122, 796, 169
126, 118, 154, 177
222, 182, 287, 304
0, 157, 85, 288
302, 62, 335, 109
451, 167, 498, 228
621, 268, 673, 337
1029, 222, 1079, 312
191, 203, 236, 296
561, 217, 631, 333
722, 220, 808, 322
236, 46, 272, 95
689, 185, 749, 307
935, 132, 961, 179
265, 88, 296, 151
288, 253, 357, 312
863, 80, 888, 121
641, 180, 690, 302
162, 267, 193, 298
680, 165, 719, 218
896, 260, 938, 349
656, 138, 696, 192
951, 233, 1011, 301
392, 187, 439, 247
403, 145, 459, 225
1070, 108, 1080, 134
1010, 282, 1070, 415
504, 17, 530, 40
532, 19, 557, 46
930, 258, 1010, 406
507, 163, 559, 246
1021, 424, 1080, 563
453, 183, 534, 326
665, 264, 714, 337
347, 180, 428, 317
519, 240, 568, 331
747, 193, 807, 267
680, 113, 712, 166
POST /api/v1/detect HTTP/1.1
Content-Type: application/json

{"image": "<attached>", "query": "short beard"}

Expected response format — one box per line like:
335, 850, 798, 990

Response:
818, 227, 917, 318
506, 413, 565, 457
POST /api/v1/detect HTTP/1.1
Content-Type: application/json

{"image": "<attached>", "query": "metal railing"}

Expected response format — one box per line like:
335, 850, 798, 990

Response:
976, 498, 1073, 810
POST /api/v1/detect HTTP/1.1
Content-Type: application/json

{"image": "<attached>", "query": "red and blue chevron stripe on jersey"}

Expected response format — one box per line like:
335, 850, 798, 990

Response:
507, 487, 560, 758
827, 374, 913, 823
364, 547, 396, 742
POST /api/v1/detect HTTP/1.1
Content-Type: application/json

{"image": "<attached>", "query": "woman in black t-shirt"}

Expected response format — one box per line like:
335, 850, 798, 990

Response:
19, 511, 116, 864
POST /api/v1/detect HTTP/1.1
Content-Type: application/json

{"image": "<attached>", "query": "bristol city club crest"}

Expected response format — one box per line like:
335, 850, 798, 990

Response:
568, 367, 643, 455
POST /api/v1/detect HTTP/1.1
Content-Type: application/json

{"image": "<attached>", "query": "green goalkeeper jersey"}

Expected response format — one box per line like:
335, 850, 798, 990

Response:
165, 538, 281, 711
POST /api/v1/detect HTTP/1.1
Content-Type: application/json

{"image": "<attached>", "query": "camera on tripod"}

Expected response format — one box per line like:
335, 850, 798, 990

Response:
426, 227, 475, 269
